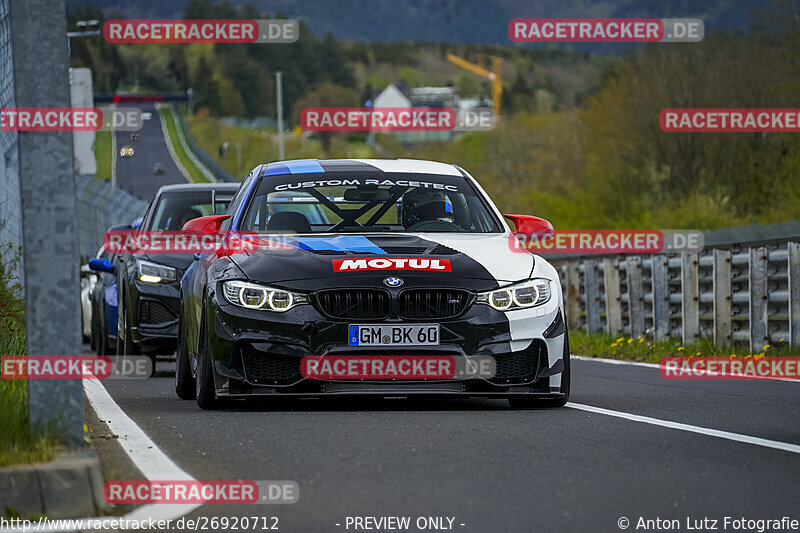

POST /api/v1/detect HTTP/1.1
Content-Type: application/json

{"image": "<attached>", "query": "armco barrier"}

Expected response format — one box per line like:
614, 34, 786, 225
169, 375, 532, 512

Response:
75, 174, 148, 260
547, 226, 800, 351
172, 105, 237, 182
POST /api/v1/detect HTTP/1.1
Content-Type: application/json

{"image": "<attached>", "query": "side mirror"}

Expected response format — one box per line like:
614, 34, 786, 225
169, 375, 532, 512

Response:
131, 217, 143, 230
503, 214, 555, 238
182, 214, 230, 234
89, 257, 115, 274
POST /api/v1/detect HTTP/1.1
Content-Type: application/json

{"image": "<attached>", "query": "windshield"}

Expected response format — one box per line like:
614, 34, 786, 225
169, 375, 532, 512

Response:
147, 191, 230, 231
239, 173, 502, 233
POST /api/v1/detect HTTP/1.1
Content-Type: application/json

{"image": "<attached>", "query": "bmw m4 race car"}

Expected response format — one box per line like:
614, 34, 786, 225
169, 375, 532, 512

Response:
177, 159, 570, 409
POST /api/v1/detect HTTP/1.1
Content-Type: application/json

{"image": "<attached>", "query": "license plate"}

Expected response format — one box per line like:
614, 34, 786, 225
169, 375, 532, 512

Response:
348, 324, 440, 346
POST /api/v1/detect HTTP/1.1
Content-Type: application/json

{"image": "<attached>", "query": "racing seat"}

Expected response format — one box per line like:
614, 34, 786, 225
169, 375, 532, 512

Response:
266, 211, 312, 233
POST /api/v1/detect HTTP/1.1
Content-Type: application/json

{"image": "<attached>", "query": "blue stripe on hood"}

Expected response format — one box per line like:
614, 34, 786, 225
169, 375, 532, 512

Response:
296, 236, 386, 254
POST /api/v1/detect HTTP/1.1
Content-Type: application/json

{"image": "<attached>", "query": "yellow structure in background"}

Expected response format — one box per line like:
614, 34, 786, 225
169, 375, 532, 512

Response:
445, 53, 503, 118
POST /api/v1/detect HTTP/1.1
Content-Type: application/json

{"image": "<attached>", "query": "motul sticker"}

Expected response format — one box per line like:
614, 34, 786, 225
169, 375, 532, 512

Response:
332, 258, 452, 272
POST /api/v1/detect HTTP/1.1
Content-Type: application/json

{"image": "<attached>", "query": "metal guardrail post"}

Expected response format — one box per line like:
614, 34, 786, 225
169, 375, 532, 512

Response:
681, 252, 700, 344
565, 260, 581, 330
749, 246, 769, 353
584, 259, 602, 333
626, 256, 645, 338
713, 248, 732, 347
652, 254, 670, 341
789, 242, 800, 347
603, 257, 622, 334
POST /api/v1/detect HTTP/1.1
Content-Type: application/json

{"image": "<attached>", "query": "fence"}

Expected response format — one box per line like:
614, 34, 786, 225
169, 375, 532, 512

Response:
0, 0, 23, 282
74, 174, 149, 261
549, 230, 800, 351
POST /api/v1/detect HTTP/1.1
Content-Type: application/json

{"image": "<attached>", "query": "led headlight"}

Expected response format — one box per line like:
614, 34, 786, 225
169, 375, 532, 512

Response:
477, 278, 551, 311
137, 260, 177, 283
222, 280, 308, 312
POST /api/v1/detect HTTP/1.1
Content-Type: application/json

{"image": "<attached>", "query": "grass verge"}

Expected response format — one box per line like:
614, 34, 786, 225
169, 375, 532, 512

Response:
570, 329, 800, 365
0, 244, 61, 467
93, 130, 112, 182
159, 104, 210, 183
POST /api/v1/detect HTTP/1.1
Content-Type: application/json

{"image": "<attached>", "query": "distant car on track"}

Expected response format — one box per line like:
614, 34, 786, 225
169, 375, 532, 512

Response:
120, 145, 134, 157
141, 112, 152, 121
177, 159, 569, 410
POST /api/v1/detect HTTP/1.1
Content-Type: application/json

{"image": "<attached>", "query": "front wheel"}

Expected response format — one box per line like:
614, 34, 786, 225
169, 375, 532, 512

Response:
195, 309, 220, 410
175, 305, 195, 400
508, 329, 570, 409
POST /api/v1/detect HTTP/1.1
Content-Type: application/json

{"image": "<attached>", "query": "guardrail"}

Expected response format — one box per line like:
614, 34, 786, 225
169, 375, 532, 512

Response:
172, 105, 237, 183
548, 238, 800, 351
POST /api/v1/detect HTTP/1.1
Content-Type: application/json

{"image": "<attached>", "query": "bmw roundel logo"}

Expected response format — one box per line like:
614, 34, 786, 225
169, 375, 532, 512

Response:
384, 276, 404, 288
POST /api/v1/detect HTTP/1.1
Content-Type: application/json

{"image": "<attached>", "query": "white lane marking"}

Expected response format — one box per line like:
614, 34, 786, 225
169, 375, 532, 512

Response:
573, 354, 800, 383
572, 354, 658, 368
567, 402, 800, 455
0, 379, 199, 532
157, 103, 217, 183
156, 103, 193, 183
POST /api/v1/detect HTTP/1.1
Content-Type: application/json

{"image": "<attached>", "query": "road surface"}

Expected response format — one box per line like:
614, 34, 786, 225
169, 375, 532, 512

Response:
113, 103, 188, 201
97, 357, 800, 532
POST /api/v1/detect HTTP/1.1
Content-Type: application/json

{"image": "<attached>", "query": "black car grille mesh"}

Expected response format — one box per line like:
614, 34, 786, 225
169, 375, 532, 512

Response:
315, 289, 391, 319
493, 341, 547, 380
242, 350, 302, 383
139, 300, 175, 324
398, 289, 471, 319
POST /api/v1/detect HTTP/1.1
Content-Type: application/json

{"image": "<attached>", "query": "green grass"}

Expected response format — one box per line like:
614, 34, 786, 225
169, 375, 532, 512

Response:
0, 244, 61, 467
570, 330, 800, 365
159, 104, 210, 183
93, 130, 113, 181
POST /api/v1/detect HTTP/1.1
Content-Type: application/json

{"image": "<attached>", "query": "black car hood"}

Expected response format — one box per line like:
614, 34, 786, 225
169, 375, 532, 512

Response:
227, 233, 534, 291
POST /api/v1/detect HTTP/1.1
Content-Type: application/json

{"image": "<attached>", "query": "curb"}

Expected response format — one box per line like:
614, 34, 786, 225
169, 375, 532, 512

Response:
0, 449, 106, 519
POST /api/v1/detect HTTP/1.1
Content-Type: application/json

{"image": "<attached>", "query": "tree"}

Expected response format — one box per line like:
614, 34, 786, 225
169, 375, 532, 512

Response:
292, 83, 360, 152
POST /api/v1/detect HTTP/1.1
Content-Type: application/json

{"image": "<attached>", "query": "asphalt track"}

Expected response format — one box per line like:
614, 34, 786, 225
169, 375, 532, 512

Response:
113, 102, 188, 201
98, 357, 800, 533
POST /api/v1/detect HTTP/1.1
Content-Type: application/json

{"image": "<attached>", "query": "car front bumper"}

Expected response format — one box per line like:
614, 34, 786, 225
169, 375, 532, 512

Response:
205, 289, 567, 399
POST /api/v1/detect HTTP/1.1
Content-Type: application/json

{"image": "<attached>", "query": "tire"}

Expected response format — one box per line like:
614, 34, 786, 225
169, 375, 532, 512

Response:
117, 289, 149, 375
175, 304, 195, 400
96, 305, 115, 356
195, 308, 220, 410
96, 322, 107, 356
89, 314, 98, 352
508, 328, 570, 409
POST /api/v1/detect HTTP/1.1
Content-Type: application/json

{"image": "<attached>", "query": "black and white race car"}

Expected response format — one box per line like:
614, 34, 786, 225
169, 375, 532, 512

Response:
177, 159, 569, 409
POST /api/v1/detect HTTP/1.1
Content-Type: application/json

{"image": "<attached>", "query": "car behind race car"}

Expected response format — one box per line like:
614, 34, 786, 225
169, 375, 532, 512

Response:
113, 183, 240, 368
177, 159, 570, 410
